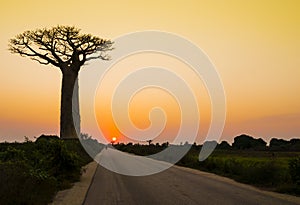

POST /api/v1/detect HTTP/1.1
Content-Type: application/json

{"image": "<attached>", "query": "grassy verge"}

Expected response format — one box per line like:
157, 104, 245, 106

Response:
0, 136, 102, 205
181, 149, 300, 195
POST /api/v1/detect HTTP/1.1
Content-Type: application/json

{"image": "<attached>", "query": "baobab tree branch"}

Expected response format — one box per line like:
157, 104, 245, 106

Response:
33, 35, 65, 64
9, 40, 59, 66
85, 53, 111, 61
24, 43, 59, 66
9, 25, 113, 68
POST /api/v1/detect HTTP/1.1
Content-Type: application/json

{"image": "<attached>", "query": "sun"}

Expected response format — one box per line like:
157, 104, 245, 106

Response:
112, 137, 117, 142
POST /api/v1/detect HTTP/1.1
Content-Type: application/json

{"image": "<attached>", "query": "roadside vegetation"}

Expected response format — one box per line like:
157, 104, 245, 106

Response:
0, 134, 103, 205
114, 134, 300, 196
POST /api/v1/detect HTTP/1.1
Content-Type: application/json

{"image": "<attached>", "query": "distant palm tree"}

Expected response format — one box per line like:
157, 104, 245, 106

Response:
147, 140, 153, 145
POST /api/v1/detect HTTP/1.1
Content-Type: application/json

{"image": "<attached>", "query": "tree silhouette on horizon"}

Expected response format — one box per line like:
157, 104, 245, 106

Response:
9, 25, 113, 139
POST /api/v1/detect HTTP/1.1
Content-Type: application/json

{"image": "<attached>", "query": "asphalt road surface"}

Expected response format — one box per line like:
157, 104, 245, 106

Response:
84, 148, 300, 205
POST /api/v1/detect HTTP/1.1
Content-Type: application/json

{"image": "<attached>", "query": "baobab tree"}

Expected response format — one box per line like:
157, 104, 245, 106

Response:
9, 26, 113, 139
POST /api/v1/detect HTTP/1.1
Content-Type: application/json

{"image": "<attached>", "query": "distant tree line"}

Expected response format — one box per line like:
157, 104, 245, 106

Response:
115, 134, 300, 152
216, 134, 300, 151
196, 134, 300, 152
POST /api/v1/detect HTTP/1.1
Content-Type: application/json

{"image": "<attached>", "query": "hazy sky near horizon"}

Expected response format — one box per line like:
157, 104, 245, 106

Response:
0, 0, 299, 143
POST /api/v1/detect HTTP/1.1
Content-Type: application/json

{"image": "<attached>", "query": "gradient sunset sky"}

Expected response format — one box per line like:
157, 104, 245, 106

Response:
0, 0, 299, 143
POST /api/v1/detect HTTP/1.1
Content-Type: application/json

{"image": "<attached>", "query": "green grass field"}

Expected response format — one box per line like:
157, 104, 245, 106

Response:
177, 149, 300, 195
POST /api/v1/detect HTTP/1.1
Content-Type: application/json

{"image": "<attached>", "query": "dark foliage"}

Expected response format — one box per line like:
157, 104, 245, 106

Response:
289, 157, 300, 185
0, 135, 101, 205
269, 138, 300, 151
232, 134, 267, 150
217, 141, 231, 150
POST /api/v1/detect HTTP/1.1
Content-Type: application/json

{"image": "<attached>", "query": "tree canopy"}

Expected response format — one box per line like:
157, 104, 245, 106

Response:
9, 25, 113, 70
232, 134, 267, 150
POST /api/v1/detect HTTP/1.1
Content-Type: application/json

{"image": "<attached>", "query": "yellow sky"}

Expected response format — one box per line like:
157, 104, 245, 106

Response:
0, 0, 299, 143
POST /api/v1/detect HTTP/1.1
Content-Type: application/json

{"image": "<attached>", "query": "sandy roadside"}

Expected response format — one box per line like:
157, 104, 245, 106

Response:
50, 161, 98, 205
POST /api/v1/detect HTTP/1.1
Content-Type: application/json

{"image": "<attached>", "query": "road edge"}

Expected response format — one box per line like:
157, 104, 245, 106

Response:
174, 165, 300, 204
50, 161, 98, 205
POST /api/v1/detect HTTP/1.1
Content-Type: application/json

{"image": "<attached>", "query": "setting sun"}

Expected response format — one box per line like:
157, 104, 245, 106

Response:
0, 1, 299, 204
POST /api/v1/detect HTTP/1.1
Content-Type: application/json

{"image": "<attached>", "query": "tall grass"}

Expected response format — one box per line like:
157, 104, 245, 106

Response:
191, 151, 300, 195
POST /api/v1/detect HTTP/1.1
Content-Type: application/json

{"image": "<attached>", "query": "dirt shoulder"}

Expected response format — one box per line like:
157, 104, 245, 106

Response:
50, 161, 98, 205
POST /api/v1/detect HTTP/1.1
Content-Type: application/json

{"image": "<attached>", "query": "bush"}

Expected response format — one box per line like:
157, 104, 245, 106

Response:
198, 157, 287, 187
0, 161, 56, 205
289, 157, 300, 185
0, 137, 96, 204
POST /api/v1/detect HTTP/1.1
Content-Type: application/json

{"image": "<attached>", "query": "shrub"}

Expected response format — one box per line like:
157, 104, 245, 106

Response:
0, 161, 56, 205
198, 157, 286, 186
289, 157, 300, 185
0, 137, 95, 204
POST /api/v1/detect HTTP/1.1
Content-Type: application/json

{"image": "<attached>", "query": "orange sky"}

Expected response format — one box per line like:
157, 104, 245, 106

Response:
0, 0, 299, 143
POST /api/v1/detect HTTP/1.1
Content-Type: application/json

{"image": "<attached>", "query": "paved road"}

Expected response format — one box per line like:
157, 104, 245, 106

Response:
84, 148, 300, 205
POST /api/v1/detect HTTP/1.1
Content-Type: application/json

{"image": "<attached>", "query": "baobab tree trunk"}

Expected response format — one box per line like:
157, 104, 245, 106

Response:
60, 67, 81, 139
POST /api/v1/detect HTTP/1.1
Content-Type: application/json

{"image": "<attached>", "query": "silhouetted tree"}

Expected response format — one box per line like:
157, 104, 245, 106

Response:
80, 133, 92, 140
232, 134, 266, 150
9, 26, 113, 139
203, 140, 218, 151
146, 139, 153, 145
269, 138, 290, 151
289, 157, 300, 185
290, 139, 300, 151
35, 134, 59, 143
217, 141, 231, 150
